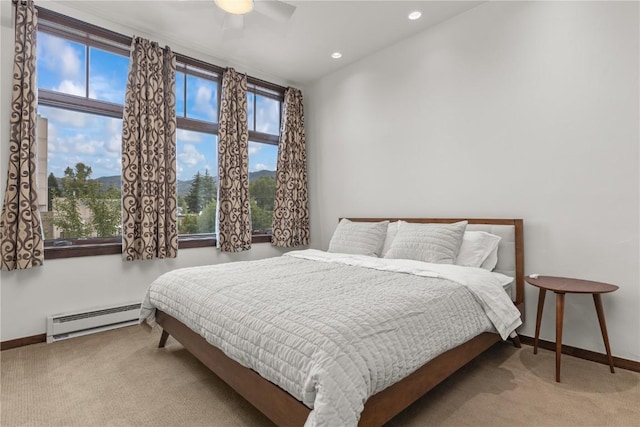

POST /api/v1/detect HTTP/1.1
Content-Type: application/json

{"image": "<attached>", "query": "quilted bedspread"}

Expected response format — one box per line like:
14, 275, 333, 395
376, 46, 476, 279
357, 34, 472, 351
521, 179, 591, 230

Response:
140, 249, 521, 427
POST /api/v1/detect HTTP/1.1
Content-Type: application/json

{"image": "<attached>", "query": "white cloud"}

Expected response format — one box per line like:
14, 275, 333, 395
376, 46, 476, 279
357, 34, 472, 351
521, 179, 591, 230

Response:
193, 84, 216, 121
177, 129, 203, 143
39, 106, 94, 128
106, 136, 120, 157
252, 163, 268, 172
45, 122, 58, 143
94, 157, 121, 175
56, 80, 85, 97
39, 33, 83, 81
103, 118, 122, 157
50, 134, 103, 157
61, 47, 82, 79
49, 134, 69, 153
89, 75, 125, 104
40, 107, 125, 178
256, 98, 281, 134
248, 142, 262, 155
53, 142, 69, 153
53, 155, 84, 172
178, 143, 205, 166
196, 85, 213, 104
72, 135, 101, 155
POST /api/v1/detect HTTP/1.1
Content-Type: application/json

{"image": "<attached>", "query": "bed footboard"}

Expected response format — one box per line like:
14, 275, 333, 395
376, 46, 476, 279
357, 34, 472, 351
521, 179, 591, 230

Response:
156, 310, 502, 427
155, 310, 311, 427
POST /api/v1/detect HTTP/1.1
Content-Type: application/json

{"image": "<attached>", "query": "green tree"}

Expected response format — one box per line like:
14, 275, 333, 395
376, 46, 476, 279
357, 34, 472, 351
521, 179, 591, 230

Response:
62, 162, 98, 197
202, 168, 216, 205
249, 176, 276, 211
47, 173, 60, 212
179, 215, 198, 235
177, 196, 188, 213
53, 163, 122, 238
250, 199, 272, 231
249, 176, 275, 231
185, 171, 202, 213
198, 199, 217, 233
52, 195, 88, 238
53, 164, 95, 238
185, 170, 216, 215
86, 185, 121, 237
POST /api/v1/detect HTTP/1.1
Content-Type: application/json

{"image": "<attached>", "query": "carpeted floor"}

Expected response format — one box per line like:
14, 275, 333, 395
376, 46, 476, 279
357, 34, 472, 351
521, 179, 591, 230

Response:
1, 326, 638, 427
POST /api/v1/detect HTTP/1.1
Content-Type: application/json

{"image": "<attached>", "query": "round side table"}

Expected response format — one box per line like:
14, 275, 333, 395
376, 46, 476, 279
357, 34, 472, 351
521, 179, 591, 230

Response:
524, 275, 618, 382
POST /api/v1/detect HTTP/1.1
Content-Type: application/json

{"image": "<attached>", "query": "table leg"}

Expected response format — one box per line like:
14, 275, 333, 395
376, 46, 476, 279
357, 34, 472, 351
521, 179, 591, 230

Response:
555, 292, 565, 382
593, 294, 615, 374
534, 288, 546, 355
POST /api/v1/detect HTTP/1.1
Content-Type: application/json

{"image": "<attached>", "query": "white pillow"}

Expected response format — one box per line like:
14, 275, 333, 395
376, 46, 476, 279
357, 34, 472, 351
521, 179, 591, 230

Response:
380, 221, 399, 257
328, 219, 389, 257
480, 245, 499, 271
455, 231, 502, 268
384, 221, 468, 264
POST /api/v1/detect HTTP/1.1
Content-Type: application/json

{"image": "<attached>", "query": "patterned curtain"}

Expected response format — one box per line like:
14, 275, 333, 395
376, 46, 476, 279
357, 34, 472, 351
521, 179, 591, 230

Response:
271, 88, 309, 247
0, 0, 43, 271
121, 37, 178, 261
216, 68, 251, 252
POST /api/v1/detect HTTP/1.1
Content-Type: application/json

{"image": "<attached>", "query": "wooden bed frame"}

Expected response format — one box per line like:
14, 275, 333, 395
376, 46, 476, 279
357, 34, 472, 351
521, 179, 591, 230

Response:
155, 218, 524, 427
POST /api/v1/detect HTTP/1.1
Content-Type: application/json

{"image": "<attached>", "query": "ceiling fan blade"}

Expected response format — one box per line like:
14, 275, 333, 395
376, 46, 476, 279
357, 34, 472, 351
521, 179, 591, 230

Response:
223, 13, 245, 31
222, 28, 245, 41
253, 0, 296, 23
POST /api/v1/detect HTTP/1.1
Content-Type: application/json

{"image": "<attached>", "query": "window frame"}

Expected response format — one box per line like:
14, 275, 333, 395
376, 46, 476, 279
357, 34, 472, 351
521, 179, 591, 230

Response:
37, 7, 285, 259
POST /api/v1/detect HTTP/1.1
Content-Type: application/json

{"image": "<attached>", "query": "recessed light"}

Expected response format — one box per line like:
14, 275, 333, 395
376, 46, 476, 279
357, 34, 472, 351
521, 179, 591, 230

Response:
331, 52, 342, 59
408, 11, 422, 20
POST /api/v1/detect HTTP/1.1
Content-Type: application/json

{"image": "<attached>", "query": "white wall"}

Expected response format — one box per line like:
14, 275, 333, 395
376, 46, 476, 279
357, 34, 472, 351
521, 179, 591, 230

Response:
305, 1, 639, 361
0, 246, 288, 341
0, 1, 289, 341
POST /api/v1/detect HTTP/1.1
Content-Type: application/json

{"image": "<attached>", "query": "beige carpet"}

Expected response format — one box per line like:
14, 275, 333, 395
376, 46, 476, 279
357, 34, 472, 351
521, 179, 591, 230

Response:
1, 326, 638, 427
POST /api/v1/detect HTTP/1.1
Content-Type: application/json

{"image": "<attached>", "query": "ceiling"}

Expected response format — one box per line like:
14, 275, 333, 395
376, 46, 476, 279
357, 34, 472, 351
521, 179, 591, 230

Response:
41, 0, 482, 86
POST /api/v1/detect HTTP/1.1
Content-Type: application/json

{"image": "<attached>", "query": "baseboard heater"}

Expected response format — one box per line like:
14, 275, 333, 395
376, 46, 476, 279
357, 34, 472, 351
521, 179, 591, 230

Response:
46, 302, 141, 343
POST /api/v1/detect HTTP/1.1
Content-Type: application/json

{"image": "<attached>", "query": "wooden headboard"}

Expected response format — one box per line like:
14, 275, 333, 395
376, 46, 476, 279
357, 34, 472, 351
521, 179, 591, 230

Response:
345, 218, 525, 316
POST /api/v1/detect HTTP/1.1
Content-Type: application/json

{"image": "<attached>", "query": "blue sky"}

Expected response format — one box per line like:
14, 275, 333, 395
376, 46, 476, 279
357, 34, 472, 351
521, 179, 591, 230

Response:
37, 32, 280, 181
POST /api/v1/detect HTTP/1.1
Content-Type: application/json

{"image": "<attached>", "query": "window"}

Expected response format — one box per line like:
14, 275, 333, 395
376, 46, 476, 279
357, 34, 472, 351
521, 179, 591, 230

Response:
175, 130, 218, 236
38, 106, 123, 240
247, 84, 282, 234
36, 8, 284, 258
174, 61, 220, 238
36, 19, 130, 244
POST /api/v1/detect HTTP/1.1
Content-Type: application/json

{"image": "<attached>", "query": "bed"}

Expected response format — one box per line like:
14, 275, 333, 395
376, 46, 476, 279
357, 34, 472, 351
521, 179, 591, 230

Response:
141, 218, 524, 426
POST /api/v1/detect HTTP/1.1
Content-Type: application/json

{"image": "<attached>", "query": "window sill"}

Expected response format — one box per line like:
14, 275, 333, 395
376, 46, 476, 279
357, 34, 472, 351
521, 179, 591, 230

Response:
44, 241, 122, 260
43, 234, 273, 260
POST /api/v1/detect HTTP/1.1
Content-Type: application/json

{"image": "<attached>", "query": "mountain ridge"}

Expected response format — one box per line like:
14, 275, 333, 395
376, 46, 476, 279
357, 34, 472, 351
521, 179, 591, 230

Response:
55, 170, 276, 198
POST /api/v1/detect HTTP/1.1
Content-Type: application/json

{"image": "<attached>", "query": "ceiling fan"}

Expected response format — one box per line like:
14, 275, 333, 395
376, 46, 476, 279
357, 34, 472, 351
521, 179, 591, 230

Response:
175, 0, 297, 37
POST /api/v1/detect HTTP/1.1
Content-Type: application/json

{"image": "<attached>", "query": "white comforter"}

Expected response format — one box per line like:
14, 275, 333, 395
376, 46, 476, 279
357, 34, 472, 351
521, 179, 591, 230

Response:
140, 249, 522, 427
